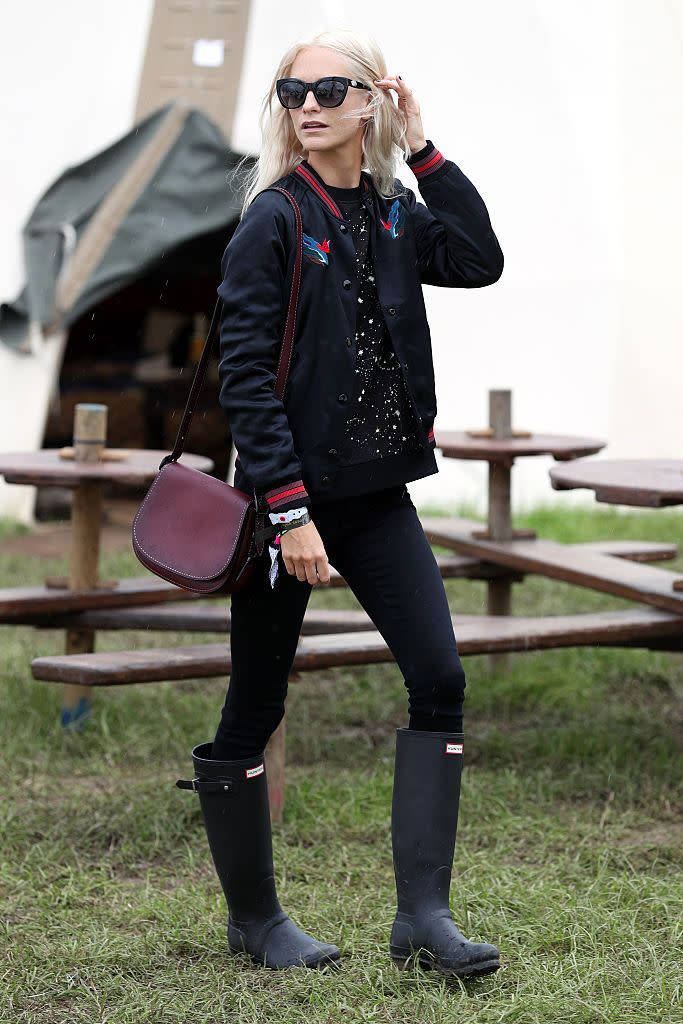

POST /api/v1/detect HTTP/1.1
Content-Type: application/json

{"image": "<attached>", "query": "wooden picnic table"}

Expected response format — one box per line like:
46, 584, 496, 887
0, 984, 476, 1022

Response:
0, 448, 212, 487
0, 446, 213, 726
549, 459, 683, 508
437, 431, 606, 466
427, 405, 683, 646
434, 389, 606, 666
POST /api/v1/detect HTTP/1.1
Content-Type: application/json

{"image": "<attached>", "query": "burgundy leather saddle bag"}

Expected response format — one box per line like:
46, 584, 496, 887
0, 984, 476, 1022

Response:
132, 186, 303, 594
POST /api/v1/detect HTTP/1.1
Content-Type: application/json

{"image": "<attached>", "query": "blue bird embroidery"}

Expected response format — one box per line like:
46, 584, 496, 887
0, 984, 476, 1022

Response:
303, 232, 331, 265
380, 199, 406, 239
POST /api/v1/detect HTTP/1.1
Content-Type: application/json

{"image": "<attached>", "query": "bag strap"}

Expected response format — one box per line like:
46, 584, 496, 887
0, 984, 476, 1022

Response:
159, 186, 304, 471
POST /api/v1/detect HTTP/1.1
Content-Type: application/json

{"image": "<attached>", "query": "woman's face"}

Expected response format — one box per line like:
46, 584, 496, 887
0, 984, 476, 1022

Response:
286, 46, 372, 157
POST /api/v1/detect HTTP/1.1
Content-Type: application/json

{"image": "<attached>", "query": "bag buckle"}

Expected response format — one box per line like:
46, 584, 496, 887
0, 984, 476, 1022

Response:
252, 487, 276, 555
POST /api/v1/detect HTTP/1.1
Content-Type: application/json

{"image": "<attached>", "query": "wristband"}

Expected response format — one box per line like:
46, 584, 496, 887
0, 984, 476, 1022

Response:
266, 511, 312, 590
268, 505, 309, 526
276, 511, 311, 536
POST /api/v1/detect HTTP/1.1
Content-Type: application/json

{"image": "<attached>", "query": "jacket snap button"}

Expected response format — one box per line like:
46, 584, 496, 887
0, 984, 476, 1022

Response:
346, 337, 353, 347
342, 279, 352, 289
321, 475, 330, 484
388, 306, 396, 315
340, 223, 348, 233
338, 393, 348, 403
328, 448, 338, 456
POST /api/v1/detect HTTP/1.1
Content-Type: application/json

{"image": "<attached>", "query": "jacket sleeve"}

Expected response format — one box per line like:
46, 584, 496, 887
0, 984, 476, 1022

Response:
399, 140, 504, 288
217, 191, 311, 513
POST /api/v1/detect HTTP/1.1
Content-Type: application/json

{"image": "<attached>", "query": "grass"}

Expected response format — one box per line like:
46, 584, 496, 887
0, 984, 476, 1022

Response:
0, 501, 682, 1023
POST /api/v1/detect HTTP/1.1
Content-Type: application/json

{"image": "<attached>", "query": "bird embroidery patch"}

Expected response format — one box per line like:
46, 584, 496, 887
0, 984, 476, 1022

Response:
303, 232, 331, 266
380, 199, 406, 239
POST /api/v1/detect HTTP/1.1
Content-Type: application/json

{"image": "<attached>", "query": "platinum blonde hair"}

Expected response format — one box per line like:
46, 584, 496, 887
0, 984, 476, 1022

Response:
229, 28, 411, 218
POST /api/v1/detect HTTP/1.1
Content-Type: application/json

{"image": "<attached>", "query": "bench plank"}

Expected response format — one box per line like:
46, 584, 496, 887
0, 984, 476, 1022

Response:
420, 521, 683, 615
5, 535, 675, 627
421, 519, 678, 563
0, 554, 524, 623
31, 608, 683, 685
27, 604, 374, 634
0, 577, 203, 619
564, 540, 679, 562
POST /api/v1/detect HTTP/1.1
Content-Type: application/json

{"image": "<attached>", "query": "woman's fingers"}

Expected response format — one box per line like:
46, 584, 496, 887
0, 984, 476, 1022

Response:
373, 73, 424, 148
373, 74, 420, 115
374, 74, 410, 93
280, 524, 331, 586
315, 559, 331, 586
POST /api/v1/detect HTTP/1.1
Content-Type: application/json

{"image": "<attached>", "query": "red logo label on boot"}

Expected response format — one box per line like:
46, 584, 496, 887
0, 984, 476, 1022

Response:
245, 763, 264, 779
445, 742, 463, 755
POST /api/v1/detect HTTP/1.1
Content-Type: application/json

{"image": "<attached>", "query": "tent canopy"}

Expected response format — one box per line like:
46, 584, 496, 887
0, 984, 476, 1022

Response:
0, 100, 252, 352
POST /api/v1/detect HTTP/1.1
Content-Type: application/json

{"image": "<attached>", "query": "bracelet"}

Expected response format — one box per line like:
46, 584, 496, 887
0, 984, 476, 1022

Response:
266, 509, 312, 590
268, 505, 309, 526
276, 511, 311, 537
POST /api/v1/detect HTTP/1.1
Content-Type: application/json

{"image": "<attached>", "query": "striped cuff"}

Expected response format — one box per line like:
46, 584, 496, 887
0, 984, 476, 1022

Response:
264, 478, 311, 513
406, 139, 446, 179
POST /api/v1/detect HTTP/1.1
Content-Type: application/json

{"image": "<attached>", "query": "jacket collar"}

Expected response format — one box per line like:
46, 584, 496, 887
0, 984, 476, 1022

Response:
293, 158, 372, 220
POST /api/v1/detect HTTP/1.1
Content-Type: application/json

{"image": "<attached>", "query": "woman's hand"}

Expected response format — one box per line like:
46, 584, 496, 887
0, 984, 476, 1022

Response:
279, 520, 331, 586
373, 74, 427, 155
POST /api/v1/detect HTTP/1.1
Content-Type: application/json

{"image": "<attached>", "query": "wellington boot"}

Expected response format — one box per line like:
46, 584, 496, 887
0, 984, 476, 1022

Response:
389, 728, 500, 978
177, 741, 341, 970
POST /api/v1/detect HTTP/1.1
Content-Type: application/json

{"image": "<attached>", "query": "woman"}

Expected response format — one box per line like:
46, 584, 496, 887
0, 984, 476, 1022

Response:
178, 28, 504, 978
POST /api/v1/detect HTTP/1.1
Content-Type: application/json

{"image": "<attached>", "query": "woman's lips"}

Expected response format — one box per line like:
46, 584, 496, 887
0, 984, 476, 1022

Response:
303, 125, 328, 131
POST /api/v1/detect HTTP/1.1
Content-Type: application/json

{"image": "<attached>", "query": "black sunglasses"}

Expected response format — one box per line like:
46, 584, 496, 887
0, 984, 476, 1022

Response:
276, 76, 372, 109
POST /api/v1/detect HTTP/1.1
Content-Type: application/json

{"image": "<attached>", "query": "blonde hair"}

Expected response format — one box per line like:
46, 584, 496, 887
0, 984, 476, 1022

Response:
229, 28, 411, 218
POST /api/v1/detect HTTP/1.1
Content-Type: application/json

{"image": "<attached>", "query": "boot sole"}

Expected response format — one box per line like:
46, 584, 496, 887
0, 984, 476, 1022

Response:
229, 945, 342, 971
391, 951, 500, 979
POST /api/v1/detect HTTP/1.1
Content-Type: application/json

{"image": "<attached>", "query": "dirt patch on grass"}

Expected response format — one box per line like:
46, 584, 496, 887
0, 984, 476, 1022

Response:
614, 821, 683, 849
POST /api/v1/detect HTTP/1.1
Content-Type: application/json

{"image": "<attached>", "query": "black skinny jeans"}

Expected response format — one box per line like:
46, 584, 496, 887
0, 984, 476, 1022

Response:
212, 480, 467, 760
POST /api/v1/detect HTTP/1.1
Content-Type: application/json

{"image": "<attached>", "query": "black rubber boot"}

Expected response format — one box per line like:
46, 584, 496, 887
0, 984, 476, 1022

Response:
389, 728, 501, 978
176, 741, 341, 970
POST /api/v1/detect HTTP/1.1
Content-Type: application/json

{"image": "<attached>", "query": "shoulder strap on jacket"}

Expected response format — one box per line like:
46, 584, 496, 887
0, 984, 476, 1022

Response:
159, 187, 303, 471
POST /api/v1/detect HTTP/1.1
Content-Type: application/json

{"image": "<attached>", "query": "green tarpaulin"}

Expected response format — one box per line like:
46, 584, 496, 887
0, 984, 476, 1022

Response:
0, 101, 252, 351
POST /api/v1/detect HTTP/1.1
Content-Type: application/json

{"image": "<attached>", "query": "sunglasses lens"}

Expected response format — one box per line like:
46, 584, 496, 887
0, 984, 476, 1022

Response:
316, 78, 347, 106
278, 80, 306, 108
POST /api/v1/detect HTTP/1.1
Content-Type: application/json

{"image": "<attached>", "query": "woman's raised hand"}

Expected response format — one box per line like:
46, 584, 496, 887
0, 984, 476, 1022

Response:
373, 74, 427, 154
279, 520, 331, 586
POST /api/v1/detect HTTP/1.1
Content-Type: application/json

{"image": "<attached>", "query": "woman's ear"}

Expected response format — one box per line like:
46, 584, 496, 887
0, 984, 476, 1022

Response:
362, 92, 373, 123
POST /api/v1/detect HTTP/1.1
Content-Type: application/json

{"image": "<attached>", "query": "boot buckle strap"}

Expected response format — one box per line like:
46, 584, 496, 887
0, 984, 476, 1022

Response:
175, 777, 234, 793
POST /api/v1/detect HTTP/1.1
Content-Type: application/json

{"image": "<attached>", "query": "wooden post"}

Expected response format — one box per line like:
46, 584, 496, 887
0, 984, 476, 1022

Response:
265, 716, 286, 824
61, 404, 107, 729
487, 390, 513, 672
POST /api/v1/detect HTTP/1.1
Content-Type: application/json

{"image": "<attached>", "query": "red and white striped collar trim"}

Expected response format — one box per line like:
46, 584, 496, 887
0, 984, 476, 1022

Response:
294, 159, 370, 220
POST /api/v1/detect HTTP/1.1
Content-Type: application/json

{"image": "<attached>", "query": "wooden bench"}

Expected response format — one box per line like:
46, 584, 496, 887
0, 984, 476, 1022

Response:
31, 607, 683, 820
31, 608, 683, 686
20, 603, 375, 634
0, 577, 205, 621
0, 554, 522, 624
421, 519, 683, 613
3, 538, 675, 627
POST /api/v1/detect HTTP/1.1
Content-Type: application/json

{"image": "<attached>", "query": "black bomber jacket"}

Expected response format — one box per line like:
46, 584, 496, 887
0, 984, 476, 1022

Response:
216, 139, 504, 513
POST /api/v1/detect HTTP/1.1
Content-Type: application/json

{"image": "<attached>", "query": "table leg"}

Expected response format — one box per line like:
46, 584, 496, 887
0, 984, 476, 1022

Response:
265, 716, 286, 824
487, 391, 514, 671
61, 481, 103, 729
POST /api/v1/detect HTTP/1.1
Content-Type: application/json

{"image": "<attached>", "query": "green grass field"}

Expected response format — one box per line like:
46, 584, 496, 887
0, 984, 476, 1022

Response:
1, 502, 681, 1023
